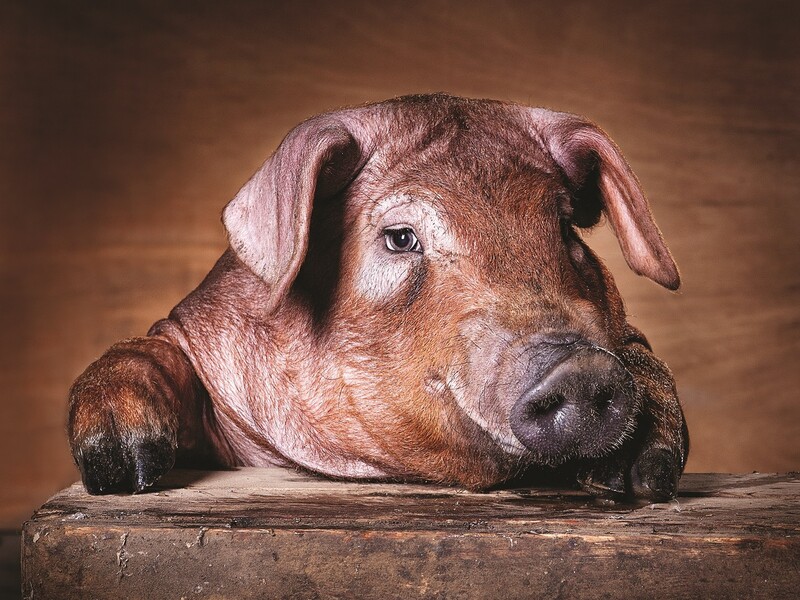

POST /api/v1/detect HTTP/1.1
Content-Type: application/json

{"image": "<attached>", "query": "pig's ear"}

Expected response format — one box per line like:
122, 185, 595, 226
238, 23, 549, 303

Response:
526, 109, 680, 291
223, 119, 366, 310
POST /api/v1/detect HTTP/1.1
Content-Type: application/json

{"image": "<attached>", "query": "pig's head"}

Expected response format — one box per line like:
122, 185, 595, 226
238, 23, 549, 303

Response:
222, 94, 680, 489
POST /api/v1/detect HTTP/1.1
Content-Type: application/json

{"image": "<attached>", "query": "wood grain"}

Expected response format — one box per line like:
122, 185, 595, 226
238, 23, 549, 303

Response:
22, 468, 800, 599
1, 0, 799, 529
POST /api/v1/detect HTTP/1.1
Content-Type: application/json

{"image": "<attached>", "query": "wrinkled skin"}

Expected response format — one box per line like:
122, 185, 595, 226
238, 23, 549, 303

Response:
68, 94, 688, 501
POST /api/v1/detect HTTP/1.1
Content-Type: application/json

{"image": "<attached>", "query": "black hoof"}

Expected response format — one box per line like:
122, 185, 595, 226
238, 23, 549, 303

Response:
76, 433, 176, 495
577, 456, 627, 500
630, 447, 679, 502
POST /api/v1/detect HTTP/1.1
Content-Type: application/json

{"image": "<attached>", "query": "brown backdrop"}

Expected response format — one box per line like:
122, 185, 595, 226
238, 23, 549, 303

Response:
2, 0, 799, 529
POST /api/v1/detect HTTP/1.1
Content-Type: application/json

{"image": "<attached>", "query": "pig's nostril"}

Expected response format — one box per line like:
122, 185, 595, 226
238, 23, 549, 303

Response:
593, 386, 616, 411
527, 393, 565, 417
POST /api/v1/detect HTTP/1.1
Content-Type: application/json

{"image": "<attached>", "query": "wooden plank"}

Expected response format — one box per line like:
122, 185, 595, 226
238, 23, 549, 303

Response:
22, 469, 800, 599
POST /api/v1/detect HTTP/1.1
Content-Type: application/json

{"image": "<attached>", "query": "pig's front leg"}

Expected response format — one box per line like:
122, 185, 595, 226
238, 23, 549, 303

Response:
68, 336, 209, 494
578, 326, 689, 502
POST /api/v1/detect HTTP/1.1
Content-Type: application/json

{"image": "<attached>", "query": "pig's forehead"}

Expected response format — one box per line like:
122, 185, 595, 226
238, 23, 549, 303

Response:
350, 135, 567, 226
339, 96, 570, 229
377, 101, 555, 172
338, 95, 558, 176
358, 101, 563, 197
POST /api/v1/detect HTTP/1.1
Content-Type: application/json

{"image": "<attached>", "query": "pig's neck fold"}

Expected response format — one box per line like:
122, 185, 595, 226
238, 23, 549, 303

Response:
160, 291, 396, 480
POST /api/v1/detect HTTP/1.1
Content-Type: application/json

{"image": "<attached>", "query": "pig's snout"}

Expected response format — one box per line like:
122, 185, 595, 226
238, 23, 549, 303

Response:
510, 344, 635, 462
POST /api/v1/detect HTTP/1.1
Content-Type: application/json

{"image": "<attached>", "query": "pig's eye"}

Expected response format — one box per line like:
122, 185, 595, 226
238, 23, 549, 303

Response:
384, 227, 422, 253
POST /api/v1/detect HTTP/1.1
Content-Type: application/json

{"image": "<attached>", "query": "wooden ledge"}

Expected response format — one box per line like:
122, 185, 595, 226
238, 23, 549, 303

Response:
22, 469, 800, 599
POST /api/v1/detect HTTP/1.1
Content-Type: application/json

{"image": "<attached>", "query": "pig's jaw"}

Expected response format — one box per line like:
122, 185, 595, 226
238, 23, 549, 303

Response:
211, 401, 393, 480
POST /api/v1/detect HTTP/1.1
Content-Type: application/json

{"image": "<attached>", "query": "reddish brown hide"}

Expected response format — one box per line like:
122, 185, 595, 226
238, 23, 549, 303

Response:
68, 94, 688, 501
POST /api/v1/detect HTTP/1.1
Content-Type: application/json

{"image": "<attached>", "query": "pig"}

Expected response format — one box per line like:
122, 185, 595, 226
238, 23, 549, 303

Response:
68, 93, 689, 502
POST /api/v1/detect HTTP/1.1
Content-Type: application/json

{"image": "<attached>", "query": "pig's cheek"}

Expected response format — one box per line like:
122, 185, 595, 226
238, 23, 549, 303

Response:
354, 254, 414, 302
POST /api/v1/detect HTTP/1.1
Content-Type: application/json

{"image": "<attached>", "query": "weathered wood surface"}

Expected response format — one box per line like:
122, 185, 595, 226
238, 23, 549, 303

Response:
22, 469, 800, 599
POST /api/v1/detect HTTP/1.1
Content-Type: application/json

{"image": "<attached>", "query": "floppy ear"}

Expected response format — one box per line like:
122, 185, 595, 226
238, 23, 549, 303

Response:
223, 116, 368, 311
526, 109, 680, 290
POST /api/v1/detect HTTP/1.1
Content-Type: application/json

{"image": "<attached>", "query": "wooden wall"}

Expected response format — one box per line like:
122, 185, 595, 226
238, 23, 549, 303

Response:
2, 0, 798, 528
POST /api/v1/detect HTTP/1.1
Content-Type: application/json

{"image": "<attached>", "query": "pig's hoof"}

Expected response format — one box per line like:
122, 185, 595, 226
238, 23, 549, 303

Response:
577, 446, 680, 503
76, 432, 176, 495
629, 447, 679, 502
577, 458, 627, 500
